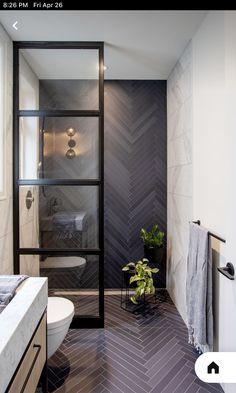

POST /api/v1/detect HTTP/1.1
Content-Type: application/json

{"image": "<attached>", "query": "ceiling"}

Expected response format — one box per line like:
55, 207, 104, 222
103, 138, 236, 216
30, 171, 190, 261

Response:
0, 10, 207, 79
20, 48, 99, 79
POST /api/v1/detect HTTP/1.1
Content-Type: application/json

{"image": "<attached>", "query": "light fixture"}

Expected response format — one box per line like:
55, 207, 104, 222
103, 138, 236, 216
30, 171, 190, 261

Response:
66, 127, 76, 137
103, 65, 108, 71
65, 127, 76, 159
66, 148, 76, 159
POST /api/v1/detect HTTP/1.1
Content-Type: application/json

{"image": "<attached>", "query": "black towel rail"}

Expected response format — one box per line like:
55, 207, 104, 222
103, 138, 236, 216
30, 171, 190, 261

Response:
192, 220, 226, 243
191, 220, 235, 280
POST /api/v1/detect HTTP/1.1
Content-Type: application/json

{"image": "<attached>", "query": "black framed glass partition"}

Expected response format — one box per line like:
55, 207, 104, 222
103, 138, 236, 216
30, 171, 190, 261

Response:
13, 42, 104, 328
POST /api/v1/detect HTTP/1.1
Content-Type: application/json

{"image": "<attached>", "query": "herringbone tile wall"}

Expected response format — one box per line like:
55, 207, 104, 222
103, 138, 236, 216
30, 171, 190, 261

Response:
39, 80, 167, 289
47, 293, 223, 393
104, 81, 167, 288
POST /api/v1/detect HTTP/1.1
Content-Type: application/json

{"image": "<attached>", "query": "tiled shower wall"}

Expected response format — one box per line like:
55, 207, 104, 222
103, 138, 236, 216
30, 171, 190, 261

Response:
104, 81, 167, 288
38, 80, 167, 289
167, 43, 193, 323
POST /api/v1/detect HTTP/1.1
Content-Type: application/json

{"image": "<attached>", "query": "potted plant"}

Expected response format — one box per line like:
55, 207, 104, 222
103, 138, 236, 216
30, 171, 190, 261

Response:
140, 224, 165, 264
122, 258, 159, 304
122, 261, 136, 288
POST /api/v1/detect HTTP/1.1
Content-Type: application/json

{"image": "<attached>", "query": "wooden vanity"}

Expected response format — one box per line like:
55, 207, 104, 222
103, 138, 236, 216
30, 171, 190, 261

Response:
0, 278, 48, 393
7, 313, 47, 393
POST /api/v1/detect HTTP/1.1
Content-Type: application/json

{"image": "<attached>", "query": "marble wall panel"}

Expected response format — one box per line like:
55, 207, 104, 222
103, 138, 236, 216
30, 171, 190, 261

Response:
167, 43, 193, 323
0, 24, 13, 274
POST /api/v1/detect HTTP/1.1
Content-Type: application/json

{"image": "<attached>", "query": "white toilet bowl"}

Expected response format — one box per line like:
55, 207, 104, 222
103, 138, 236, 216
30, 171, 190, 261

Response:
47, 297, 74, 359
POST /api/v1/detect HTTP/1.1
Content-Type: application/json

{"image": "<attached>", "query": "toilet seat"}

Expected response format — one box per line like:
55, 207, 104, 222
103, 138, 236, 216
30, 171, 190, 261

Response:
47, 297, 74, 330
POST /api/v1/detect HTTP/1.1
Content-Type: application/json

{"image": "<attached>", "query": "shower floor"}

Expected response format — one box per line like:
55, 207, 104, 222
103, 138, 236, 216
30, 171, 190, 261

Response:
45, 291, 223, 393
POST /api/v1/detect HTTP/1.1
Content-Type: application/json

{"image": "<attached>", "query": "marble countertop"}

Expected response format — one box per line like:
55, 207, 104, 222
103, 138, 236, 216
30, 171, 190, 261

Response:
0, 277, 48, 393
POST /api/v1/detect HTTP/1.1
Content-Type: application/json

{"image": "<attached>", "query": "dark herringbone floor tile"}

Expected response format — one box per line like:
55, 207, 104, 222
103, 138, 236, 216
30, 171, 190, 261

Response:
47, 292, 223, 393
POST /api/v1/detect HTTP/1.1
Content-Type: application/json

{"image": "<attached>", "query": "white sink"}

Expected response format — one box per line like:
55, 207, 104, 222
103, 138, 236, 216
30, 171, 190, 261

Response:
0, 277, 48, 393
40, 211, 87, 231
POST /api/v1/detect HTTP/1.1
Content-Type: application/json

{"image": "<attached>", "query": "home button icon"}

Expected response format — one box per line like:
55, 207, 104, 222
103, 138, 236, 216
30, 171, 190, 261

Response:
207, 361, 219, 374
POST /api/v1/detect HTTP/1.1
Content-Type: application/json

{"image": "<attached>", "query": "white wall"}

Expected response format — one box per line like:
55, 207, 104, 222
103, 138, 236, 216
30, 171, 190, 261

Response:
220, 11, 236, 393
192, 11, 227, 233
168, 10, 236, 393
0, 24, 13, 275
167, 43, 193, 323
192, 10, 228, 358
192, 11, 236, 393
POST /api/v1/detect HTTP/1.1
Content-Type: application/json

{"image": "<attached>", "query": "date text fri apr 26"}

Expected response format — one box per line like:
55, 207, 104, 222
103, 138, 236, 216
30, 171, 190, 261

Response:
33, 2, 63, 8
2, 2, 63, 8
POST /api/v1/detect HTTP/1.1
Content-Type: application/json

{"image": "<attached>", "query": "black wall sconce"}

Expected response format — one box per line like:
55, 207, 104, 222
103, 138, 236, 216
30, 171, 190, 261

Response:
66, 127, 76, 159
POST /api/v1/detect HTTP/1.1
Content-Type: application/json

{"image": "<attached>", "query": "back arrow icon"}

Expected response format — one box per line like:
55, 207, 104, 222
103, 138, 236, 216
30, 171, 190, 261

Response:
13, 21, 18, 30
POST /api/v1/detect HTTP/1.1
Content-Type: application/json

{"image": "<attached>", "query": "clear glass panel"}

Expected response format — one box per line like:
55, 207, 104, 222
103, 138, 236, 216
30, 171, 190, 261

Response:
19, 185, 99, 249
40, 255, 99, 317
19, 255, 100, 317
19, 117, 99, 179
19, 49, 99, 110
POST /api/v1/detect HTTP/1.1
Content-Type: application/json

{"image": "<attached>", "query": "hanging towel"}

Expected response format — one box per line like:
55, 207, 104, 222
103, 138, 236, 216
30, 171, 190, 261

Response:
186, 223, 213, 353
0, 275, 28, 314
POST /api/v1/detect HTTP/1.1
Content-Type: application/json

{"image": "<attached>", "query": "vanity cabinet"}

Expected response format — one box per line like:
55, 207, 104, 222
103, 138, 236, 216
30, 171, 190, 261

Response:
7, 313, 47, 393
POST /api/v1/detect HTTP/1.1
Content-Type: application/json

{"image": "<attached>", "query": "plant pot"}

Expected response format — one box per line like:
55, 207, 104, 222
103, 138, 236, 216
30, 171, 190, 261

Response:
123, 269, 136, 288
144, 245, 164, 264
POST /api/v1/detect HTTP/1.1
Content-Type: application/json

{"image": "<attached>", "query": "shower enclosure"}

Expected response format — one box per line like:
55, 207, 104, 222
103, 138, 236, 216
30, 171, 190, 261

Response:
13, 42, 104, 328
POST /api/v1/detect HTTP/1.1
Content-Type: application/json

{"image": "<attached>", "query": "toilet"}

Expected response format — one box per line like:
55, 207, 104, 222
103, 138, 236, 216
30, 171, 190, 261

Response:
40, 256, 86, 289
47, 297, 75, 358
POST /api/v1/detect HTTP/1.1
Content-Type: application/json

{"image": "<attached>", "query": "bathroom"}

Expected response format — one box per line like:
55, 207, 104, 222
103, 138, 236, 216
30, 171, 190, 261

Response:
0, 9, 236, 393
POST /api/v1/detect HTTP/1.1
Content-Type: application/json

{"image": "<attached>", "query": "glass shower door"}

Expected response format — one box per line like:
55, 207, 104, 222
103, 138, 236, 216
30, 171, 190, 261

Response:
14, 42, 104, 328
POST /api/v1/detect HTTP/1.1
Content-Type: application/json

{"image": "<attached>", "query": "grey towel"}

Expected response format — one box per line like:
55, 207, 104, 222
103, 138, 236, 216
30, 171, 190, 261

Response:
186, 223, 213, 353
0, 275, 28, 313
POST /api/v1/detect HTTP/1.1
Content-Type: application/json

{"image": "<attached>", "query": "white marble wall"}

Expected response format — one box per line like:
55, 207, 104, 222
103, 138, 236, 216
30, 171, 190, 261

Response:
0, 25, 13, 275
167, 43, 193, 323
0, 25, 39, 276
19, 55, 40, 276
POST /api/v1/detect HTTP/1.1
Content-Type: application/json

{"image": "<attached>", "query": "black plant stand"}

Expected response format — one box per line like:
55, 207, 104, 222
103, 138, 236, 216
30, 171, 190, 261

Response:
120, 273, 158, 316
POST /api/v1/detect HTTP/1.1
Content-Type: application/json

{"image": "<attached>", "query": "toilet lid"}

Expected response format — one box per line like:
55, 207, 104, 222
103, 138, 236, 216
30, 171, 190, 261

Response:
47, 297, 74, 329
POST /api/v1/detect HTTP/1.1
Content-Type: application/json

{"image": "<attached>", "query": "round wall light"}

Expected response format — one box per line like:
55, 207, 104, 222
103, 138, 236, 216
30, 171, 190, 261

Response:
66, 127, 76, 137
66, 148, 76, 159
65, 127, 77, 158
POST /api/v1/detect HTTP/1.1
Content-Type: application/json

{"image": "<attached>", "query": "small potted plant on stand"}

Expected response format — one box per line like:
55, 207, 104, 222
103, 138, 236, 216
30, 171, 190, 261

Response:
140, 224, 165, 264
122, 258, 159, 306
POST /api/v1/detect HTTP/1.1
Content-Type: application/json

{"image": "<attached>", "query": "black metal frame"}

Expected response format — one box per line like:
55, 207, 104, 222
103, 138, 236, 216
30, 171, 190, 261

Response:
13, 41, 104, 328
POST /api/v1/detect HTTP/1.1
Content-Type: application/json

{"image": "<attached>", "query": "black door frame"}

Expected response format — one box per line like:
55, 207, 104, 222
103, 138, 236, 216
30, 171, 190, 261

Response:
13, 41, 104, 328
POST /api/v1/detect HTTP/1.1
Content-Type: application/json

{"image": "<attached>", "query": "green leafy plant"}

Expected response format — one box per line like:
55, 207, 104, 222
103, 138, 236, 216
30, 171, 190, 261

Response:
140, 224, 165, 248
122, 258, 159, 304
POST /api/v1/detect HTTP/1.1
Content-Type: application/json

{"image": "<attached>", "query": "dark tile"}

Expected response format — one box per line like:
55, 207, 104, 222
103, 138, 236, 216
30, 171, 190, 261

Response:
47, 293, 223, 393
195, 378, 224, 393
184, 382, 200, 393
150, 356, 187, 390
